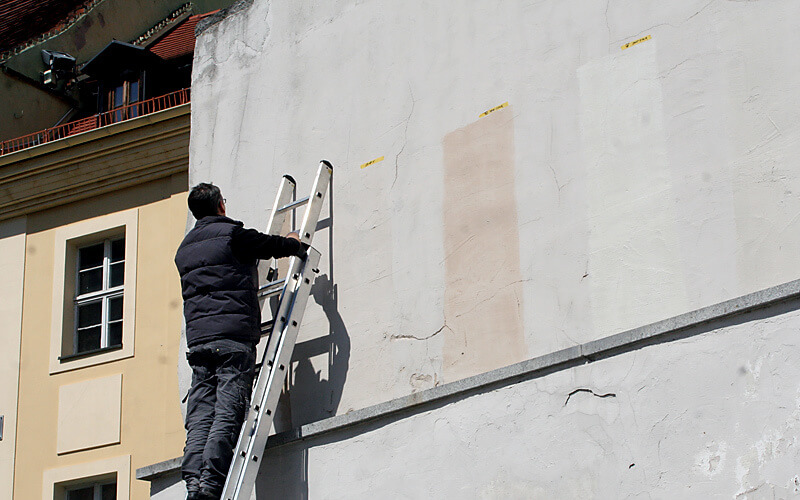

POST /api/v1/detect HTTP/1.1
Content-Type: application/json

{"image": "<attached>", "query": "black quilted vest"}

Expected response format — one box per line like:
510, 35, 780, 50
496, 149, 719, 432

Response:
175, 216, 260, 347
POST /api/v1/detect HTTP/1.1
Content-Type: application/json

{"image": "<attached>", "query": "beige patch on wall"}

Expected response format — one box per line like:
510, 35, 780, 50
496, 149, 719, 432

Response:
441, 107, 526, 382
57, 373, 122, 454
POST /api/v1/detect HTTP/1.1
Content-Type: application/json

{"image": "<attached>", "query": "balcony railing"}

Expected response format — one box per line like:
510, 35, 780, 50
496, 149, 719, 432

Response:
0, 88, 190, 156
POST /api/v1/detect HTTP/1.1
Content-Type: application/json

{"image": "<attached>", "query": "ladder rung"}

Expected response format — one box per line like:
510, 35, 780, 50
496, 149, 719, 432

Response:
276, 196, 309, 214
257, 279, 285, 298
259, 320, 274, 335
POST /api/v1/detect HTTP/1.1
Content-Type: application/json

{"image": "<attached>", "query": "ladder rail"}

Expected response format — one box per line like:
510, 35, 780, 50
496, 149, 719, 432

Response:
298, 161, 333, 245
266, 175, 296, 235
263, 175, 297, 283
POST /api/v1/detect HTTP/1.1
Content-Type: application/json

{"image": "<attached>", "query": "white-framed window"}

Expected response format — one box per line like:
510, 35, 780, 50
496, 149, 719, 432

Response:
73, 238, 125, 354
44, 455, 129, 500
50, 209, 138, 374
65, 479, 117, 500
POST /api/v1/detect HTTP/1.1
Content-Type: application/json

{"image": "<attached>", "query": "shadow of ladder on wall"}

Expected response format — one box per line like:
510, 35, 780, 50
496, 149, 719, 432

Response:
222, 160, 333, 500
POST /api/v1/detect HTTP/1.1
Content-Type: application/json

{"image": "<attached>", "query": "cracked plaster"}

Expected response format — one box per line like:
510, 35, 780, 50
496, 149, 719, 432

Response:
248, 304, 800, 498
182, 0, 800, 478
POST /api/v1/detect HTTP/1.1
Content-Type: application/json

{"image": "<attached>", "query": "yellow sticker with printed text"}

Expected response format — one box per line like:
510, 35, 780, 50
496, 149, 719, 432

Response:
480, 102, 509, 118
621, 35, 651, 50
360, 156, 385, 169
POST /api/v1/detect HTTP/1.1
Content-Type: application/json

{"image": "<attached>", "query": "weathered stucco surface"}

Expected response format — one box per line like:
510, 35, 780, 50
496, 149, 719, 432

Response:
187, 0, 800, 428
255, 304, 800, 499
152, 294, 800, 498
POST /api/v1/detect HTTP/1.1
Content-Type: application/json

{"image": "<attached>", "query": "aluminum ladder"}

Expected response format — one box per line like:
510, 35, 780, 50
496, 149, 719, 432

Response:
221, 160, 333, 500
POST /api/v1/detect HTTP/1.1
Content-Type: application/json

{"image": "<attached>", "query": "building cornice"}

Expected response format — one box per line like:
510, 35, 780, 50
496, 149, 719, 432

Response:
0, 103, 189, 221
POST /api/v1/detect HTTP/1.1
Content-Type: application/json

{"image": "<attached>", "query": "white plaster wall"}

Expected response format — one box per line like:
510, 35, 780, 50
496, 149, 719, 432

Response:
255, 306, 800, 499
149, 476, 186, 500
189, 0, 800, 419
0, 217, 26, 497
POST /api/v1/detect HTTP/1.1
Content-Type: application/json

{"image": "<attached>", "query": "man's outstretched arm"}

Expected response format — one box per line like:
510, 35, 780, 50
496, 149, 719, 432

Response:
230, 227, 305, 261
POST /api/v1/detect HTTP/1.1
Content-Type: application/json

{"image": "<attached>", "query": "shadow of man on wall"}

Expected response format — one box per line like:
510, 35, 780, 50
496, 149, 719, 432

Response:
292, 274, 351, 423
256, 273, 350, 498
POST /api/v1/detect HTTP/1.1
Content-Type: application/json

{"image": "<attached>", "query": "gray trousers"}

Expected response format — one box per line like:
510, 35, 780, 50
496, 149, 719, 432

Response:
182, 339, 256, 496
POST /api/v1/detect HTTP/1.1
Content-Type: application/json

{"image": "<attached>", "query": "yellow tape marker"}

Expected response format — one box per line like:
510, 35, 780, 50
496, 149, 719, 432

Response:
621, 35, 651, 50
479, 102, 509, 118
360, 156, 385, 169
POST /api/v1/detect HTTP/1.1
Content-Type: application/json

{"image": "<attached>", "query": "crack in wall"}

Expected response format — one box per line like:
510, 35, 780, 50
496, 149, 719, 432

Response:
685, 0, 717, 24
392, 86, 417, 188
439, 235, 476, 264
659, 58, 691, 80
564, 388, 617, 406
548, 164, 571, 203
613, 0, 717, 45
391, 322, 452, 341
452, 279, 532, 320
604, 0, 612, 53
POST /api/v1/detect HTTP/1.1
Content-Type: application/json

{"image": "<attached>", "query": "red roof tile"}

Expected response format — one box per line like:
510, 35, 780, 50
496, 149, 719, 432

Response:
0, 0, 94, 54
148, 11, 217, 60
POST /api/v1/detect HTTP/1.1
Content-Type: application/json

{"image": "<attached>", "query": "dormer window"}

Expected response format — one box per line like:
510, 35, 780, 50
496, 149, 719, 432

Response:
80, 41, 156, 120
107, 75, 141, 121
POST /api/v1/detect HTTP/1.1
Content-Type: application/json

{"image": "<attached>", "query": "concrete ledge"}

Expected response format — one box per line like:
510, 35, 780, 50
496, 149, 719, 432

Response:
0, 103, 191, 223
0, 104, 190, 166
137, 457, 181, 481
580, 279, 800, 361
136, 278, 800, 481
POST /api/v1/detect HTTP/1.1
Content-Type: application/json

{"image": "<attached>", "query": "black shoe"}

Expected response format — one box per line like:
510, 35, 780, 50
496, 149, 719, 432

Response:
196, 489, 219, 500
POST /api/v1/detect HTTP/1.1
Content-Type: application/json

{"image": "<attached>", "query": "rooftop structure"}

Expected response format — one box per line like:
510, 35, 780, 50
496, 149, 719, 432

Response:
0, 1, 239, 498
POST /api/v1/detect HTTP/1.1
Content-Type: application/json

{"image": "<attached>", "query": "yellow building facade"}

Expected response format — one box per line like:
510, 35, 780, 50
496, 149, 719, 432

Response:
0, 104, 190, 499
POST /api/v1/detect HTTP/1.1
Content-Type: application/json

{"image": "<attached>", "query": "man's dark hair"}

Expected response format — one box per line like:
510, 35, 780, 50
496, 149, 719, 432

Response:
188, 183, 223, 219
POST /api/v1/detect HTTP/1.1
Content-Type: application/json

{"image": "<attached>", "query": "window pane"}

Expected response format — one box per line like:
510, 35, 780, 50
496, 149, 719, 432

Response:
108, 322, 122, 347
102, 483, 117, 500
79, 243, 104, 270
77, 301, 102, 328
77, 326, 101, 352
66, 486, 94, 500
114, 85, 125, 108
109, 262, 124, 288
108, 296, 123, 321
79, 268, 104, 294
110, 238, 125, 262
129, 81, 140, 118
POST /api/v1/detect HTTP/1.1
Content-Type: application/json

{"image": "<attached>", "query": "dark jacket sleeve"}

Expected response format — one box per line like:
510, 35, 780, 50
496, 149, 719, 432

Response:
230, 227, 304, 262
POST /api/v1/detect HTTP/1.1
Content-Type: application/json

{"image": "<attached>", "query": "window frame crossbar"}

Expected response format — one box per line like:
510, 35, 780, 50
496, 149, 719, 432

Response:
73, 238, 125, 356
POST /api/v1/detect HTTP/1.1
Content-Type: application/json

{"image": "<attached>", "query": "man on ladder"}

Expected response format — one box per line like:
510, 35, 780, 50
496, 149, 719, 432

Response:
175, 183, 306, 500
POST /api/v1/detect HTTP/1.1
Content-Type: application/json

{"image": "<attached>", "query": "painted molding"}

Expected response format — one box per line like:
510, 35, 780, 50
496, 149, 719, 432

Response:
56, 374, 123, 454
0, 104, 189, 223
43, 455, 130, 500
